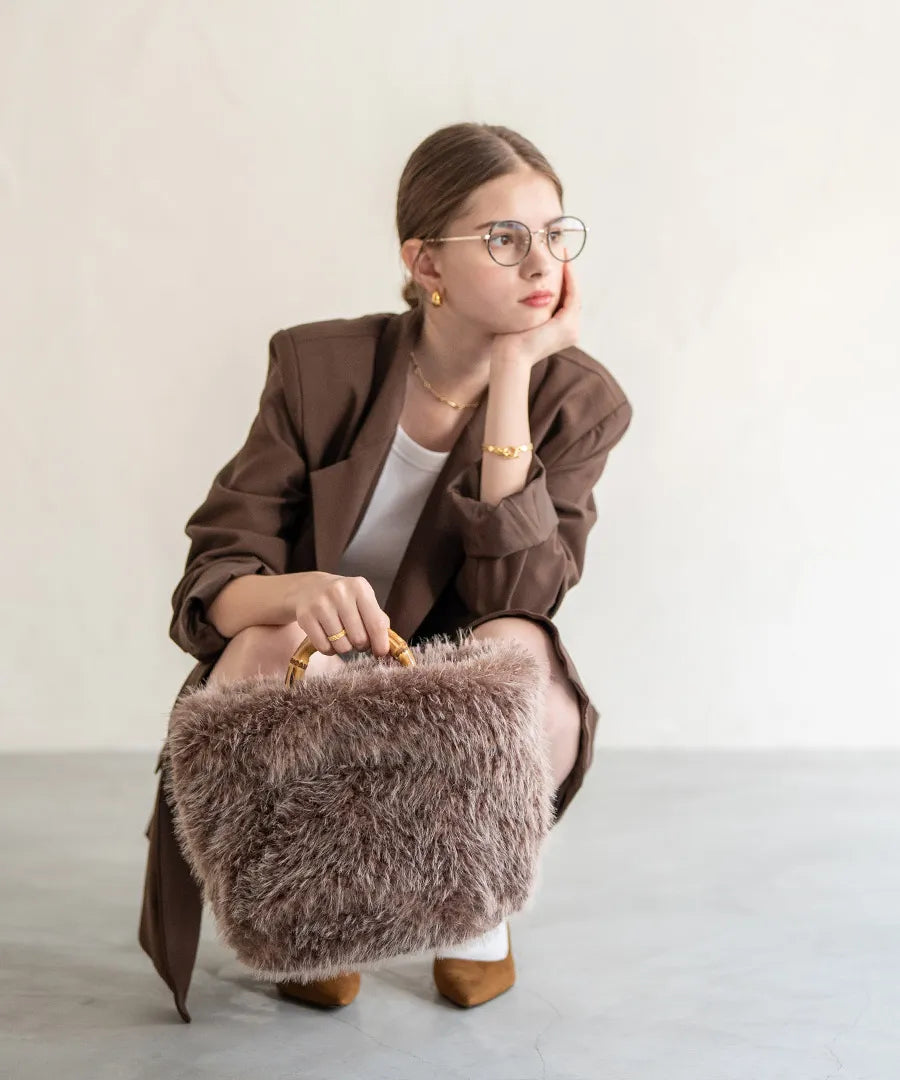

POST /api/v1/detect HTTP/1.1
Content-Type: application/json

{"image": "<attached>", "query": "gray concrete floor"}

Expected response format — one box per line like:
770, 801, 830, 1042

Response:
1, 750, 896, 1079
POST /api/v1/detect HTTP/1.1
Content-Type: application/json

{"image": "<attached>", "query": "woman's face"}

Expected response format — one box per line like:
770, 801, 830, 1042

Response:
415, 168, 567, 335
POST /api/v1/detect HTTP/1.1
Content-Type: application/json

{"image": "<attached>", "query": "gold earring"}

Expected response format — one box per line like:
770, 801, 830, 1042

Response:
430, 289, 443, 307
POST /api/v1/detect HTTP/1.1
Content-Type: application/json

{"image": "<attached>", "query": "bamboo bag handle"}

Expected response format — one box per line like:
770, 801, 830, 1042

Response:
284, 626, 417, 687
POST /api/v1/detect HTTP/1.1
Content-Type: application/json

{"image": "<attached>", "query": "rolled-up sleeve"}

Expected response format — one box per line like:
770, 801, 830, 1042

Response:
445, 452, 560, 558
169, 330, 309, 662
446, 397, 633, 618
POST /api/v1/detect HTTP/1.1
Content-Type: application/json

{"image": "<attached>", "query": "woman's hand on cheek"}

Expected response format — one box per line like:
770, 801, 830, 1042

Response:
489, 258, 582, 370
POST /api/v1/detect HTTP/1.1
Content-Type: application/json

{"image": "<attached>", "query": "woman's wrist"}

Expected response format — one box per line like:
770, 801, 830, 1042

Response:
209, 570, 321, 639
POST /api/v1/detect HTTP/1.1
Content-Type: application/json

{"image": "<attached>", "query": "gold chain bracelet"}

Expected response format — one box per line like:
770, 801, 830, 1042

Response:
481, 441, 534, 459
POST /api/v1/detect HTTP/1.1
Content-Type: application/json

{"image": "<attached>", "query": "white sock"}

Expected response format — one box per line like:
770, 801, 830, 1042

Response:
435, 918, 509, 961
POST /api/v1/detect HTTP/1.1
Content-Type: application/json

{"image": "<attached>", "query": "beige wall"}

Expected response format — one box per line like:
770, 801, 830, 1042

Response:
2, 1, 897, 750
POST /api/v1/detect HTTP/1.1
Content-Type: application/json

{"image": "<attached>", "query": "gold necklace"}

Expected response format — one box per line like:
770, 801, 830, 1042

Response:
409, 351, 485, 410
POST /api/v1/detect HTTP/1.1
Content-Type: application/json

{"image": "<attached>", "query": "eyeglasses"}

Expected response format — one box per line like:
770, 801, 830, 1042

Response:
424, 214, 588, 267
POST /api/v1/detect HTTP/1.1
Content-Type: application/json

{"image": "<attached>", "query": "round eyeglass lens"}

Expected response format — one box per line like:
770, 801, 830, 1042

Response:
486, 221, 532, 266
547, 216, 587, 261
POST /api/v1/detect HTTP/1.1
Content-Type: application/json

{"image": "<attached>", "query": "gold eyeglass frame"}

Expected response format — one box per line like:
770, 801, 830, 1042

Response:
424, 214, 589, 266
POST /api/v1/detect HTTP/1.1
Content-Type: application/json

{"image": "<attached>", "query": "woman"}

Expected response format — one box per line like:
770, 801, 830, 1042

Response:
139, 122, 634, 1021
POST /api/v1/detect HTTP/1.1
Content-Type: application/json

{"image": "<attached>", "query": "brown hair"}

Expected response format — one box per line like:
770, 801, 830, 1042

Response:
396, 123, 564, 313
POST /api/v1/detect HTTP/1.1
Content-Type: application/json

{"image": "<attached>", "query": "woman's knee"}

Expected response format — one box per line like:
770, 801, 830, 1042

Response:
470, 615, 555, 675
209, 622, 308, 685
471, 615, 580, 739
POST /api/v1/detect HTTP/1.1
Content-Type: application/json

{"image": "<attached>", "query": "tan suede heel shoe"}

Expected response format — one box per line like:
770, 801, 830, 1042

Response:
433, 924, 516, 1007
276, 970, 361, 1008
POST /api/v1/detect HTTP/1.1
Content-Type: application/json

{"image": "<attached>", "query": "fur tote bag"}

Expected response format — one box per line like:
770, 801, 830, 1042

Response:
162, 625, 555, 983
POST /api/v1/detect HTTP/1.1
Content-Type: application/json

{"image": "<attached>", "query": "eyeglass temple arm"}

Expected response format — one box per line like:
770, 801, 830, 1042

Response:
427, 235, 486, 242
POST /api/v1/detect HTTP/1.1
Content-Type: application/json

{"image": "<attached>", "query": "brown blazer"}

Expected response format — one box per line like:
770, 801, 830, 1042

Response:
139, 305, 633, 1021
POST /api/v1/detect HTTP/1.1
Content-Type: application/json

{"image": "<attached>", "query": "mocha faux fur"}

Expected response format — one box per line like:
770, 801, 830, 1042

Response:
162, 631, 555, 983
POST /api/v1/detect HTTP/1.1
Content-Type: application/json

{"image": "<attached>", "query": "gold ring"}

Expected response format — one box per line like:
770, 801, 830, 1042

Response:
326, 628, 348, 642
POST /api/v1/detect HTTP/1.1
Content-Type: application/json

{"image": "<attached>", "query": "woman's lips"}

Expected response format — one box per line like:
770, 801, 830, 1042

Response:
521, 294, 554, 306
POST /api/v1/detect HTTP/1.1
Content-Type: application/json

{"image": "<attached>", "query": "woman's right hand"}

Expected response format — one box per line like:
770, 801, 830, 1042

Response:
290, 572, 392, 658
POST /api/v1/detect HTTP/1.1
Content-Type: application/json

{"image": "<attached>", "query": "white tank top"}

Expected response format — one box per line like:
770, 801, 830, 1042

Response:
335, 422, 450, 608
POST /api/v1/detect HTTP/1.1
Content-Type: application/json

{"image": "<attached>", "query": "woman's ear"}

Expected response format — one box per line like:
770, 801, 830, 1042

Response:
404, 242, 442, 299
399, 238, 421, 280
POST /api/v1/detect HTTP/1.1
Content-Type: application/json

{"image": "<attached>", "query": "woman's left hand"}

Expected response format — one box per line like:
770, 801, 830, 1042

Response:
489, 257, 582, 370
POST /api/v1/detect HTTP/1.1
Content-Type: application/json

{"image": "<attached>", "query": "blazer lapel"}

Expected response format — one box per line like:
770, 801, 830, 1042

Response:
308, 307, 542, 643
382, 386, 488, 640
307, 310, 415, 573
